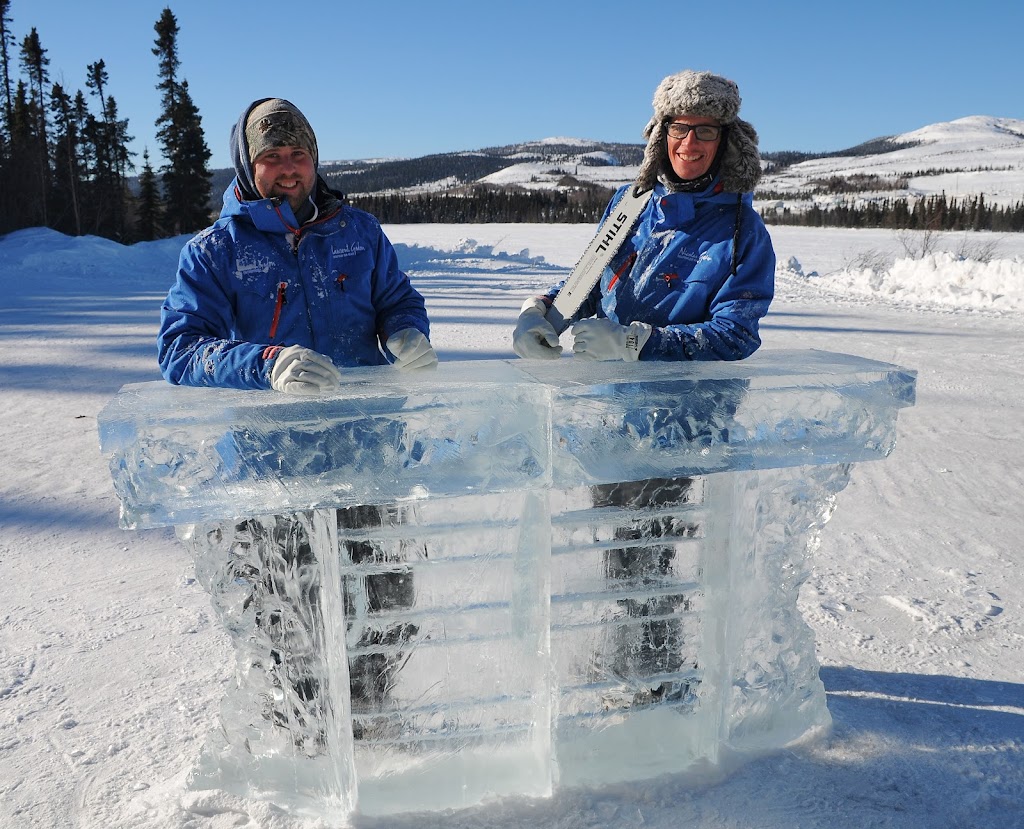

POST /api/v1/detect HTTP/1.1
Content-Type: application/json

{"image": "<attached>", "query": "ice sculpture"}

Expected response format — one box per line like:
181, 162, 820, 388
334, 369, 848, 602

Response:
98, 350, 915, 822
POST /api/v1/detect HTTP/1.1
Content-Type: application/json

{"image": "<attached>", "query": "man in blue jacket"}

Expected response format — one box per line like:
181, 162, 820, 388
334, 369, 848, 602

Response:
159, 99, 435, 753
159, 97, 436, 393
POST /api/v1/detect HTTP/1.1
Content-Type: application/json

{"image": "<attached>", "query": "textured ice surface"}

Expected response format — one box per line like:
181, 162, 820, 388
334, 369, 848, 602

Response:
98, 350, 915, 820
100, 360, 548, 528
184, 492, 552, 818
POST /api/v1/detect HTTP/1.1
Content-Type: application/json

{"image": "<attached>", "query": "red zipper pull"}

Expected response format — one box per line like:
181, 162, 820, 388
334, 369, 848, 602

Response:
269, 282, 287, 339
607, 251, 637, 291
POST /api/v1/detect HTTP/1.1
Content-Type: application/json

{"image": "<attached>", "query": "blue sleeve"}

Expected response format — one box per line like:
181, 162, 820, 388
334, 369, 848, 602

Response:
641, 212, 776, 362
368, 222, 431, 346
158, 238, 275, 390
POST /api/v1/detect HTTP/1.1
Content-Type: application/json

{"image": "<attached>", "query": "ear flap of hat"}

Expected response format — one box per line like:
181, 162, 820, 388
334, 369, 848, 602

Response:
718, 117, 762, 193
636, 118, 667, 193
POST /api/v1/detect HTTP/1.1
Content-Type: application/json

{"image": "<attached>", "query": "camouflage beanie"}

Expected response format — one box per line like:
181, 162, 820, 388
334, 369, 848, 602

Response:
244, 98, 318, 166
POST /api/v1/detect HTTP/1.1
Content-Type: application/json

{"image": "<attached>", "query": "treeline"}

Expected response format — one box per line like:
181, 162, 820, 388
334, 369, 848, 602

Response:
759, 173, 909, 197
320, 140, 643, 197
348, 185, 616, 223
322, 154, 516, 195
0, 4, 212, 242
762, 194, 1024, 233
761, 138, 923, 173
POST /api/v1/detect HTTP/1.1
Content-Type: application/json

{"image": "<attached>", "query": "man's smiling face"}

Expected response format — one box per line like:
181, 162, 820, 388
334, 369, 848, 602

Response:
253, 145, 316, 213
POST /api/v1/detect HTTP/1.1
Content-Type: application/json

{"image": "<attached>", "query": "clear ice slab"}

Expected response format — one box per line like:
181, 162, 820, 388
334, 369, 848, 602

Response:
98, 350, 915, 821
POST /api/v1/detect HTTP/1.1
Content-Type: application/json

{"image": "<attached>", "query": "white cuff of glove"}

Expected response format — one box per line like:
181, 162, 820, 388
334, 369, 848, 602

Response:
513, 297, 563, 360
571, 318, 653, 362
386, 328, 438, 371
270, 345, 342, 394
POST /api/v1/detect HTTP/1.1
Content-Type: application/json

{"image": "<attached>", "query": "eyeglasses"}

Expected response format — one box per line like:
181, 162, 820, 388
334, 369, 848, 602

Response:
665, 122, 722, 141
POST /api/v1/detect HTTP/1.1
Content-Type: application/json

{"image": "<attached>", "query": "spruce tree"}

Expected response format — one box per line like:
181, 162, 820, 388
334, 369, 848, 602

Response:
0, 0, 11, 232
49, 82, 82, 235
19, 27, 50, 225
0, 0, 13, 132
79, 59, 135, 239
135, 148, 163, 241
152, 7, 211, 235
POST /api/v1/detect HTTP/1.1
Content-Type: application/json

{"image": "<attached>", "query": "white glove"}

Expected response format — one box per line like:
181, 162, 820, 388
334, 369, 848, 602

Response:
512, 297, 562, 359
269, 345, 342, 394
571, 318, 653, 362
386, 328, 438, 371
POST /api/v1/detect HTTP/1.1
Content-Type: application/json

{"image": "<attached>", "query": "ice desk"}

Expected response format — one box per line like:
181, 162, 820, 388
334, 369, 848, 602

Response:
98, 349, 916, 822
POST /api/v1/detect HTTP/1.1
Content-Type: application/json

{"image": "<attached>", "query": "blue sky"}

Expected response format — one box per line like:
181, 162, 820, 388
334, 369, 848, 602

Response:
9, 0, 1023, 170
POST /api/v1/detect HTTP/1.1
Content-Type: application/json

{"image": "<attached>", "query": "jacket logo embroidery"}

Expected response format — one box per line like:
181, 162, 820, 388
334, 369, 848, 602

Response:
332, 243, 366, 258
675, 250, 714, 265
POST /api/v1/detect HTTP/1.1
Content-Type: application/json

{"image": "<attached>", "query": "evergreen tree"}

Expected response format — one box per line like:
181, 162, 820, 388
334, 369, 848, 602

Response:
48, 82, 82, 235
0, 0, 10, 232
83, 60, 115, 235
78, 57, 136, 237
78, 59, 135, 239
8, 80, 45, 228
152, 7, 211, 235
135, 148, 163, 241
0, 0, 14, 132
19, 27, 50, 225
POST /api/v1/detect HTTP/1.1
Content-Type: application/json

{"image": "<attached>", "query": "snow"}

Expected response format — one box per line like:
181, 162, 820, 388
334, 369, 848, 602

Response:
2, 221, 1023, 828
346, 116, 1024, 206
759, 115, 1024, 211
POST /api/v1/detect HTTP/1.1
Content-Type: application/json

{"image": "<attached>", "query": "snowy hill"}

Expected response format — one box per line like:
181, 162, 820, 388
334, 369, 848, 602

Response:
202, 117, 1024, 218
759, 115, 1024, 211
314, 137, 645, 197
306, 116, 1024, 210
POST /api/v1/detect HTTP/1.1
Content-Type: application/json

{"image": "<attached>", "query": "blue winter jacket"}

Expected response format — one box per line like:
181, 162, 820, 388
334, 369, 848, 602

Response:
544, 181, 775, 361
158, 181, 430, 390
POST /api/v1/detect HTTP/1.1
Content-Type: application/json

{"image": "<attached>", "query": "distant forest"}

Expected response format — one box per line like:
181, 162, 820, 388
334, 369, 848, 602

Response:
2, 0, 1019, 244
345, 186, 1024, 231
0, 6, 212, 241
763, 194, 1024, 233
348, 185, 615, 224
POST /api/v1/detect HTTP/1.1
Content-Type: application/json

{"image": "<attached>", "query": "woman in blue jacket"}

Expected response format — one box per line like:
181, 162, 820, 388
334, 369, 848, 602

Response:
159, 97, 436, 393
513, 71, 776, 708
513, 70, 774, 362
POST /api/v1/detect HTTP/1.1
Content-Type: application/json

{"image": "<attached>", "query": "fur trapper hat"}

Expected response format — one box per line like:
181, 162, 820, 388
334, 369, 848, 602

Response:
636, 70, 762, 194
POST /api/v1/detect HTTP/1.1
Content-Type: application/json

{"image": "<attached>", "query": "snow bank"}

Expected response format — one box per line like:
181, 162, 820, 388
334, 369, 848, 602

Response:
781, 252, 1024, 314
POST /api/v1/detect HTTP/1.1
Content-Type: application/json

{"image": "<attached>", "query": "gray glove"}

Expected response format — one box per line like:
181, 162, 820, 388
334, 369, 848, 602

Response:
512, 297, 562, 359
572, 318, 653, 361
269, 345, 342, 394
386, 328, 438, 371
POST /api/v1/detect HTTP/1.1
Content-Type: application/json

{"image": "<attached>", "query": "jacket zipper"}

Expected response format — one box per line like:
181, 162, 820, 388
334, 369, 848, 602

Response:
269, 282, 287, 340
607, 251, 638, 291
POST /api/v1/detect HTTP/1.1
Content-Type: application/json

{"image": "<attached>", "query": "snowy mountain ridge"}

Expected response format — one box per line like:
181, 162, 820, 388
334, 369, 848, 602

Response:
310, 115, 1024, 209
762, 115, 1024, 210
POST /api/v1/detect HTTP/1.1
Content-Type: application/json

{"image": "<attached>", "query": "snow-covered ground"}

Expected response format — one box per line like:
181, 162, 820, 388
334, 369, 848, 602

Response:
1, 222, 1023, 828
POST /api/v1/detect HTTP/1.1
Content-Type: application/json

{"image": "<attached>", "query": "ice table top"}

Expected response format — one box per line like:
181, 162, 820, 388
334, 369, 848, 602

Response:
98, 349, 916, 529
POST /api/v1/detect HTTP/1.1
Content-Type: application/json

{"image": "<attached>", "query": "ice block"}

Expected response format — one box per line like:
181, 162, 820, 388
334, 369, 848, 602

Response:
98, 350, 915, 821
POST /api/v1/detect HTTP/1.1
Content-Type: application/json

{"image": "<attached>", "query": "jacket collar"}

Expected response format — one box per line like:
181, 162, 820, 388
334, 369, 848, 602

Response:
221, 176, 342, 234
